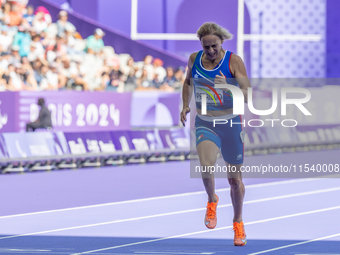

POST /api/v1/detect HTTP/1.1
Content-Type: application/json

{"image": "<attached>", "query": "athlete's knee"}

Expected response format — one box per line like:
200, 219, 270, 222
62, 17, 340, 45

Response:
228, 178, 244, 190
200, 157, 216, 167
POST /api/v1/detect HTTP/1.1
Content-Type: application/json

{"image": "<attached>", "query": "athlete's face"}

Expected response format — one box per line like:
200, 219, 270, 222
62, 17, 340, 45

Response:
201, 35, 222, 61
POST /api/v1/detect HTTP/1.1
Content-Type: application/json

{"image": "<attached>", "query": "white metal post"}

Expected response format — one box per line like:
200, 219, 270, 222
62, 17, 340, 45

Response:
237, 0, 245, 60
131, 0, 138, 40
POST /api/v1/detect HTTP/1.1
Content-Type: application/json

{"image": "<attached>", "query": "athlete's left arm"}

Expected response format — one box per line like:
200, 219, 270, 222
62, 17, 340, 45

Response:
229, 54, 251, 103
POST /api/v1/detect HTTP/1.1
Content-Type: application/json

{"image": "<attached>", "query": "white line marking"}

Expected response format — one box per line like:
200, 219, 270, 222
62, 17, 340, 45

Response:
248, 233, 340, 255
243, 34, 322, 41
0, 178, 317, 220
71, 206, 340, 254
0, 185, 337, 241
134, 251, 215, 254
131, 33, 322, 42
135, 33, 198, 40
0, 248, 52, 252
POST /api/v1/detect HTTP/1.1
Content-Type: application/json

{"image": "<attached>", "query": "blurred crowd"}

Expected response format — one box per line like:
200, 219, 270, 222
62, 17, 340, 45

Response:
0, 0, 185, 92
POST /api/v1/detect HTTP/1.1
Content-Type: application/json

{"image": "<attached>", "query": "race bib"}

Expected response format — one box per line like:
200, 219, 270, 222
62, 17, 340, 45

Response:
195, 85, 224, 106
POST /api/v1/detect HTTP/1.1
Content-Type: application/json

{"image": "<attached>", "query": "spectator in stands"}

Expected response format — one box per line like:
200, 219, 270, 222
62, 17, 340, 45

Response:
19, 60, 38, 90
11, 0, 29, 15
3, 63, 17, 90
49, 62, 66, 90
21, 56, 33, 72
136, 54, 154, 81
94, 58, 110, 91
173, 67, 185, 90
104, 59, 124, 92
0, 3, 10, 26
153, 58, 166, 82
9, 45, 21, 65
122, 57, 138, 92
136, 67, 155, 90
163, 67, 176, 86
9, 63, 26, 90
65, 25, 76, 49
159, 66, 176, 92
152, 73, 162, 89
0, 67, 7, 91
0, 3, 184, 91
32, 11, 48, 34
34, 6, 52, 25
8, 4, 22, 27
27, 36, 44, 62
12, 26, 31, 57
33, 58, 43, 84
39, 64, 58, 90
56, 10, 75, 36
46, 34, 67, 63
61, 55, 88, 91
0, 51, 10, 71
23, 5, 34, 25
0, 25, 12, 51
85, 28, 105, 55
26, 98, 52, 132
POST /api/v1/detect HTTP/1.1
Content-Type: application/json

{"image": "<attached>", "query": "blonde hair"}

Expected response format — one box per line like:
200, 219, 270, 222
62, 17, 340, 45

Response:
196, 22, 233, 41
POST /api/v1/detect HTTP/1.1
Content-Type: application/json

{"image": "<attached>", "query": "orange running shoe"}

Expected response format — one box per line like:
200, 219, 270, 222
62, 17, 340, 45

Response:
233, 221, 247, 246
204, 194, 219, 229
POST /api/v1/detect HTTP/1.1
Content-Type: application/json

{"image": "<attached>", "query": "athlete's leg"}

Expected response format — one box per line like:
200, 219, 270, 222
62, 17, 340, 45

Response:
197, 140, 219, 202
195, 116, 221, 229
226, 162, 247, 246
226, 163, 245, 222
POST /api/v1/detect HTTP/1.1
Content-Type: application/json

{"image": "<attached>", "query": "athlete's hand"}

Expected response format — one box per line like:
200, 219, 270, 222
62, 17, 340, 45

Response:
215, 70, 226, 84
180, 107, 190, 127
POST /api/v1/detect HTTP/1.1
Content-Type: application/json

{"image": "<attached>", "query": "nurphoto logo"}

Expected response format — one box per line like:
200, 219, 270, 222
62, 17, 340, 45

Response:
200, 84, 312, 128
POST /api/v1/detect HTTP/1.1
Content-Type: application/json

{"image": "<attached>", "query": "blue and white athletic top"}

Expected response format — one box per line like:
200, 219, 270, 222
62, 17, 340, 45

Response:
192, 50, 238, 111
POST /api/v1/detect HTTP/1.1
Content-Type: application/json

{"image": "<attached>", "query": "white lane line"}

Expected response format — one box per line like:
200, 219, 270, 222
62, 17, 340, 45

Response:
71, 206, 340, 255
0, 178, 317, 220
0, 186, 339, 241
134, 251, 215, 254
248, 233, 340, 255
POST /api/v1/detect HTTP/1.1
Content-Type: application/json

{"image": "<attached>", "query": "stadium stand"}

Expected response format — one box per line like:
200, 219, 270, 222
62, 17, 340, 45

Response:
0, 0, 186, 92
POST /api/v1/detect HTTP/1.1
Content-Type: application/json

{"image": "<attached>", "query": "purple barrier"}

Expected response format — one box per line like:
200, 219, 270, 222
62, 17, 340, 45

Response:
62, 129, 190, 156
1, 132, 69, 158
63, 131, 126, 154
0, 134, 9, 158
18, 91, 131, 132
0, 92, 18, 133
131, 92, 181, 127
0, 91, 181, 132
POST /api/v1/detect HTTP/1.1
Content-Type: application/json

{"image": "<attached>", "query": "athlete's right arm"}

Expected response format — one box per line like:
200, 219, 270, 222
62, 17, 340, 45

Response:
180, 53, 197, 127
